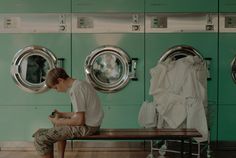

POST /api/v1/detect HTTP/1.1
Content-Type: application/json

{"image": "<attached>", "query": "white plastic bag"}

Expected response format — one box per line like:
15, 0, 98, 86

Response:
138, 101, 157, 128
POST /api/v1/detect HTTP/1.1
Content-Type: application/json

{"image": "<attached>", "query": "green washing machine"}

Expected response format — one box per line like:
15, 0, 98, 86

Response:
218, 13, 236, 141
145, 0, 218, 13
145, 13, 218, 141
72, 13, 144, 128
219, 0, 236, 13
0, 0, 71, 13
72, 0, 144, 13
0, 13, 71, 141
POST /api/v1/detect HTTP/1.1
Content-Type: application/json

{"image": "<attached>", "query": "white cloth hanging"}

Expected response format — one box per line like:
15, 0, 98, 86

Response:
149, 56, 208, 142
183, 56, 208, 142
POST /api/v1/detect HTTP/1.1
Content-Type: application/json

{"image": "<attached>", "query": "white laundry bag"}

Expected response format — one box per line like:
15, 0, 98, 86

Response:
138, 101, 158, 128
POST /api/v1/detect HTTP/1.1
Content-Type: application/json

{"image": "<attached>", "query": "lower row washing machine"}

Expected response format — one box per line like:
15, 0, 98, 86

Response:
71, 13, 145, 128
0, 13, 71, 141
145, 13, 218, 140
218, 13, 236, 141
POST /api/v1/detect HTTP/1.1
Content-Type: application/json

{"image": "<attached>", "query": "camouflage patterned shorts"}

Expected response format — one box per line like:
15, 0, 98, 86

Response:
33, 125, 99, 155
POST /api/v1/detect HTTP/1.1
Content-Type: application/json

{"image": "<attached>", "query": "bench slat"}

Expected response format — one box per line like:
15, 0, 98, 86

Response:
73, 128, 201, 140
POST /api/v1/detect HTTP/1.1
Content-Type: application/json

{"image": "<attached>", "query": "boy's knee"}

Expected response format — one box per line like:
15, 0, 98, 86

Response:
34, 134, 43, 146
33, 129, 48, 145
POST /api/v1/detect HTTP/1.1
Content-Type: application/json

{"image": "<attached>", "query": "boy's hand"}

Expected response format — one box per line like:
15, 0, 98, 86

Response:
49, 109, 60, 118
48, 114, 59, 124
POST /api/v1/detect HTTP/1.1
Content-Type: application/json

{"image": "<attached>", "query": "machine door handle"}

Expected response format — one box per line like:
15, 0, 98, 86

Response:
204, 57, 212, 80
57, 58, 65, 68
129, 58, 138, 81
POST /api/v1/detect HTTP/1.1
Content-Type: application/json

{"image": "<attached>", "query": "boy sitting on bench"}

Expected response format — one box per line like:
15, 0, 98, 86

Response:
33, 67, 104, 158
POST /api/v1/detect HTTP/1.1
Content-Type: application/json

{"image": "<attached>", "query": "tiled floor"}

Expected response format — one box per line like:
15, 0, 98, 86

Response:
0, 149, 235, 158
0, 150, 149, 158
0, 141, 235, 158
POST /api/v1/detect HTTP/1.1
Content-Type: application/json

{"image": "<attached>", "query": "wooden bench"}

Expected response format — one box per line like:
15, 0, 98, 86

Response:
71, 128, 202, 158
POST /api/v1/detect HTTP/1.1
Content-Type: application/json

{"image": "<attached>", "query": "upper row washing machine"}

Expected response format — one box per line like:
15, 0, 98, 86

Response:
0, 0, 71, 13
145, 13, 218, 140
71, 0, 144, 13
219, 0, 236, 12
145, 0, 218, 12
71, 13, 145, 128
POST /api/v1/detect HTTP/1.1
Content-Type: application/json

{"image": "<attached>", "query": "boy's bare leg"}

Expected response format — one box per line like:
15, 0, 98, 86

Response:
42, 152, 53, 158
57, 140, 67, 158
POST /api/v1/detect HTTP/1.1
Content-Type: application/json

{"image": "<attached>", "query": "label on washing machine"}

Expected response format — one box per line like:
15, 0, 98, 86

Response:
225, 16, 236, 28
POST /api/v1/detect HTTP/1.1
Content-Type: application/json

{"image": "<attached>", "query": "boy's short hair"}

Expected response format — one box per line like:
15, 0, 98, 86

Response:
45, 67, 69, 88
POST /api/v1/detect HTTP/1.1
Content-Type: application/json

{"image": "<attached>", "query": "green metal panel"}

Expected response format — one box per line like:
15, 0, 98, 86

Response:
145, 33, 218, 140
0, 105, 70, 141
0, 0, 71, 13
102, 105, 140, 128
208, 103, 218, 141
219, 33, 236, 105
145, 0, 218, 12
0, 34, 71, 106
218, 105, 236, 141
72, 0, 144, 13
219, 0, 236, 13
72, 33, 145, 106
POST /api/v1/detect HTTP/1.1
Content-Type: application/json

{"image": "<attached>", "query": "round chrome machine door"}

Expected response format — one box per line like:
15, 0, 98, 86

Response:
231, 57, 236, 83
10, 46, 57, 93
159, 45, 204, 62
85, 46, 132, 92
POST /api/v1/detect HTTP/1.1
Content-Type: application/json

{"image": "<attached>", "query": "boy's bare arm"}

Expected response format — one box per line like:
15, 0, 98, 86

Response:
49, 112, 85, 126
51, 109, 74, 118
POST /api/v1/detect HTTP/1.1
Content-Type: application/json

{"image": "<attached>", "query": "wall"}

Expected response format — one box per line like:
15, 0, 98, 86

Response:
0, 0, 235, 144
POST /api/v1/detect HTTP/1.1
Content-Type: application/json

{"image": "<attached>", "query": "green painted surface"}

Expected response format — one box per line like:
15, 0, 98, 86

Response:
0, 34, 71, 106
0, 105, 70, 141
219, 33, 236, 105
145, 0, 218, 12
219, 0, 236, 12
208, 103, 218, 141
72, 0, 144, 13
0, 0, 222, 13
102, 105, 140, 128
218, 105, 236, 141
0, 0, 71, 13
145, 33, 218, 140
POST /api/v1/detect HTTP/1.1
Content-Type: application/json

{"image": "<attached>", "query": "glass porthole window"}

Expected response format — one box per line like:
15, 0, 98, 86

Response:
10, 46, 57, 93
85, 46, 133, 92
159, 45, 203, 62
159, 45, 211, 80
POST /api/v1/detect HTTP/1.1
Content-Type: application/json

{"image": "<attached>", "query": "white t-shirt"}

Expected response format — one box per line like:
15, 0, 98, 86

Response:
68, 80, 104, 127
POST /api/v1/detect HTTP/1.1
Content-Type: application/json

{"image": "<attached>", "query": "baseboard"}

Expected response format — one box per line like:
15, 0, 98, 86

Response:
72, 141, 146, 151
4, 140, 232, 152
0, 141, 147, 151
0, 141, 35, 151
213, 141, 236, 150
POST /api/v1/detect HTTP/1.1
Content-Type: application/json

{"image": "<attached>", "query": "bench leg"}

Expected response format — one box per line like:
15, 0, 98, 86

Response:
146, 153, 155, 158
146, 141, 155, 158
150, 140, 153, 156
181, 139, 184, 158
189, 138, 192, 158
